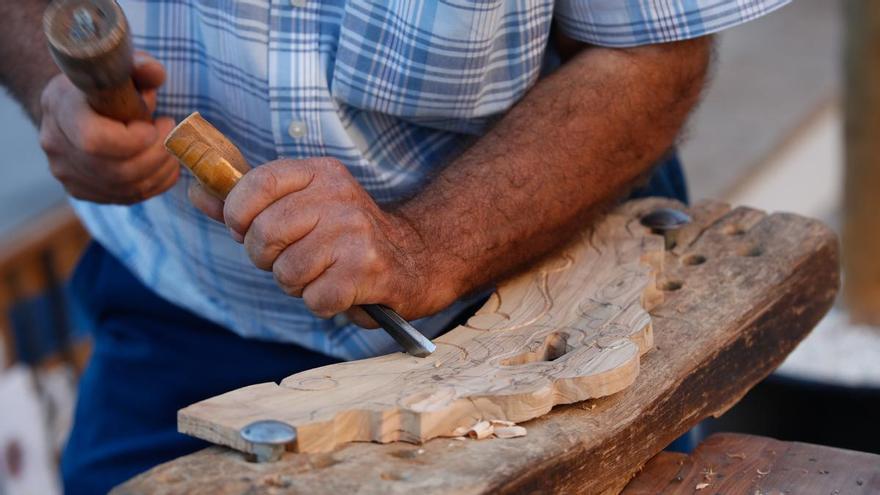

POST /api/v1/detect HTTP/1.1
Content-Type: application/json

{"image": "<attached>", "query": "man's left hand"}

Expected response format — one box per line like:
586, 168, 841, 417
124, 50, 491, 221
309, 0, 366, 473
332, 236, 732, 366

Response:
188, 158, 458, 326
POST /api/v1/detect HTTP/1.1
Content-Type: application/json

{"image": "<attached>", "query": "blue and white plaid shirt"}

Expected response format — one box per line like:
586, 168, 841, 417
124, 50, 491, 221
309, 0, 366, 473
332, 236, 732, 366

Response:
73, 0, 788, 360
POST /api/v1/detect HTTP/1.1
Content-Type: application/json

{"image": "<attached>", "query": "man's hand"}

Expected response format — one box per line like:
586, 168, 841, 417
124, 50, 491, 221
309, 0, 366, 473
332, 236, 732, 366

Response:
38, 53, 179, 204
190, 37, 711, 327
189, 158, 458, 325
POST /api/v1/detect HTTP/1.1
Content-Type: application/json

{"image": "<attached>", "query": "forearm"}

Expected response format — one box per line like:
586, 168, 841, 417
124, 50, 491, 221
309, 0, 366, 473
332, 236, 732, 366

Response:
397, 37, 712, 301
0, 1, 59, 123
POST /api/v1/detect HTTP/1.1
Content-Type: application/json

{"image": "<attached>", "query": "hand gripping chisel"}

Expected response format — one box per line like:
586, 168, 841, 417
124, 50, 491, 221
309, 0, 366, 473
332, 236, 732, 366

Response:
165, 112, 436, 358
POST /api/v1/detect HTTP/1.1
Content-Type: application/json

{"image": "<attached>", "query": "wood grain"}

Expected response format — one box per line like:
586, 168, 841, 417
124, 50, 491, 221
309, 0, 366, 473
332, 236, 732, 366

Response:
114, 198, 840, 495
164, 112, 251, 199
623, 433, 880, 494
178, 202, 666, 453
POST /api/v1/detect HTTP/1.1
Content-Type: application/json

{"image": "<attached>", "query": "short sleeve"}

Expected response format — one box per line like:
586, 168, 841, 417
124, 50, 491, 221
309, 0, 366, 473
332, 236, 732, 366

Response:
554, 0, 790, 47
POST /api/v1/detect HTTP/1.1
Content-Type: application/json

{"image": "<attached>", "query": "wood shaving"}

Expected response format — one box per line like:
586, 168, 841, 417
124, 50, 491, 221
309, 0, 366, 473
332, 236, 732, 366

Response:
467, 421, 493, 440
493, 426, 527, 439
451, 426, 470, 437
726, 452, 746, 459
695, 482, 710, 490
452, 419, 527, 440
489, 419, 515, 427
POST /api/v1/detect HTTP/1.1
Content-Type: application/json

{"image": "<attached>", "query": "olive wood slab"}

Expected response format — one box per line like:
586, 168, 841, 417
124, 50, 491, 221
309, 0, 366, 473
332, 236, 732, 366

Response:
115, 198, 840, 495
177, 199, 667, 454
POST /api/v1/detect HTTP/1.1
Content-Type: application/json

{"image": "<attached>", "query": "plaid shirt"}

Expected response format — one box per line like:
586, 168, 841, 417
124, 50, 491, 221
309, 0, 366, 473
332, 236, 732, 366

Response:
73, 0, 788, 360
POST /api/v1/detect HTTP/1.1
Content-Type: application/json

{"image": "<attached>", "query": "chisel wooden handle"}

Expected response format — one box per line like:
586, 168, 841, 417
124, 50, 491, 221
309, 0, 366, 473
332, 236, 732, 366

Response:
44, 0, 149, 122
164, 112, 251, 198
165, 112, 435, 357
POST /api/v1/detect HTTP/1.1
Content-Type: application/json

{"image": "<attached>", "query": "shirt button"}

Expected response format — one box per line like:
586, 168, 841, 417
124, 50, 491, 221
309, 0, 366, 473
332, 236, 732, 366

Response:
290, 0, 306, 7
288, 120, 307, 138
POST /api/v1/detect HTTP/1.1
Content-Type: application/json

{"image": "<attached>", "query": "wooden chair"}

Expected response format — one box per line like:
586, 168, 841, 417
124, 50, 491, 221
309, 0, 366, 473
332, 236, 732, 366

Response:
0, 204, 91, 372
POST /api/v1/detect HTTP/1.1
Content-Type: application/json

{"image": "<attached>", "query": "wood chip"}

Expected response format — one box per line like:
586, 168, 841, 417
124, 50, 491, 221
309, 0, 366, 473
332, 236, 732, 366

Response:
695, 482, 710, 490
467, 421, 493, 440
451, 426, 470, 437
489, 420, 515, 427
493, 426, 527, 439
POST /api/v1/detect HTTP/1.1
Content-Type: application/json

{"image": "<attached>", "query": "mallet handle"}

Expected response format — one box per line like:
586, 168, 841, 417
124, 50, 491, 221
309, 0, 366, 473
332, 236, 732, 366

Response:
44, 0, 149, 122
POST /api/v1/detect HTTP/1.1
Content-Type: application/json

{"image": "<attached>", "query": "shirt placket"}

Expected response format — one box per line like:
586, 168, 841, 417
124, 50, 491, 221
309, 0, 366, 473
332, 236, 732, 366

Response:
268, 0, 323, 161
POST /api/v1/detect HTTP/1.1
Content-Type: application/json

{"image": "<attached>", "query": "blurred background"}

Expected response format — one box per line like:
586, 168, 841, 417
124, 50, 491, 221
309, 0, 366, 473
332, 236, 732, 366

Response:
1, 0, 878, 493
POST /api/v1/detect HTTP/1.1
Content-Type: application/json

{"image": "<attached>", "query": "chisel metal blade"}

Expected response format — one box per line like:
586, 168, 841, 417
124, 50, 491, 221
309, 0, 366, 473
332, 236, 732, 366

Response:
362, 304, 436, 357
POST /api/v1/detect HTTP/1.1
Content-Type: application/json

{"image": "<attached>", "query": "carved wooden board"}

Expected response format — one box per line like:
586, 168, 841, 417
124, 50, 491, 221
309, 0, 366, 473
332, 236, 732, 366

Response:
178, 206, 666, 454
117, 198, 840, 495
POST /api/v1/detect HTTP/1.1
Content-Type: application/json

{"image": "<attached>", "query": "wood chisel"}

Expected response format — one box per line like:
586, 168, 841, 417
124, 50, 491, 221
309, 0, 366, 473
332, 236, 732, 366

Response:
165, 112, 437, 358
43, 0, 148, 122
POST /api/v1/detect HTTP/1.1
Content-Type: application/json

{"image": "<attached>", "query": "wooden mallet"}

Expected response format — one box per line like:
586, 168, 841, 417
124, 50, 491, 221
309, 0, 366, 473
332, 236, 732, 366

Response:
44, 0, 148, 122
165, 112, 437, 358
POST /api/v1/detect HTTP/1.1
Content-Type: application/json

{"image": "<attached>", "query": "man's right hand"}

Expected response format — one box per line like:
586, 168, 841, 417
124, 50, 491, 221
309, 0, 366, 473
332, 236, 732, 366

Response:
38, 53, 180, 204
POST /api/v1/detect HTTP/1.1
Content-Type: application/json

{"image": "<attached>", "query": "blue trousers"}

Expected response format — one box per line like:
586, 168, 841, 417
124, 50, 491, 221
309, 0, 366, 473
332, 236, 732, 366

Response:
61, 155, 687, 494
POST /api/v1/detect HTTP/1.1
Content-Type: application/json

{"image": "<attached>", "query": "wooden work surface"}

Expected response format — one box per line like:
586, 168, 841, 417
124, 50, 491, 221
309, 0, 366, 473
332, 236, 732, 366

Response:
623, 433, 880, 494
114, 198, 840, 495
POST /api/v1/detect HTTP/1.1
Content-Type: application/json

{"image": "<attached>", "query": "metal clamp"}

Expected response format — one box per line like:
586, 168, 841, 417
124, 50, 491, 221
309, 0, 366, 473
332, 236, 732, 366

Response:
240, 420, 297, 462
640, 207, 692, 249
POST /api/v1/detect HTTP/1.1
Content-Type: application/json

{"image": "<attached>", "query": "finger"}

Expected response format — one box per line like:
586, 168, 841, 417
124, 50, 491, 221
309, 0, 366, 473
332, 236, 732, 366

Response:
244, 195, 322, 270
271, 229, 336, 295
134, 155, 180, 198
55, 90, 157, 159
343, 307, 381, 329
107, 118, 178, 184
224, 159, 317, 237
302, 266, 359, 319
188, 182, 225, 222
62, 176, 132, 204
142, 87, 158, 116
42, 109, 154, 202
132, 51, 166, 90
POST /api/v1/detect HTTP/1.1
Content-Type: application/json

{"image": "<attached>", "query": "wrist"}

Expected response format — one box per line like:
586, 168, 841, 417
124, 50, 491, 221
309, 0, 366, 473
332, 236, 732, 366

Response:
387, 206, 468, 315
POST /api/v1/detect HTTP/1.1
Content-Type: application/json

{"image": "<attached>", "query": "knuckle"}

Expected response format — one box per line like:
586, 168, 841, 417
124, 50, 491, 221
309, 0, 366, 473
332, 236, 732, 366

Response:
248, 215, 273, 248
250, 165, 281, 195
39, 130, 59, 155
48, 160, 70, 182
272, 261, 304, 296
245, 219, 280, 269
304, 286, 349, 318
345, 208, 372, 233
359, 246, 383, 271
131, 182, 154, 202
77, 128, 101, 155
324, 158, 347, 174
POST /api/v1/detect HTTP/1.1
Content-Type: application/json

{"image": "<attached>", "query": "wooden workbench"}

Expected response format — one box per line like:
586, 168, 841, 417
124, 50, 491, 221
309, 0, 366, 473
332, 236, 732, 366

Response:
113, 198, 840, 495
622, 433, 879, 494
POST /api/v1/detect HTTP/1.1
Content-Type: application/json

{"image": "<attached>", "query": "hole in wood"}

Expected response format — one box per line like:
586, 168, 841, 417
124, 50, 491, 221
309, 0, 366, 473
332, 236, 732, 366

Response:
738, 245, 764, 257
500, 332, 571, 366
682, 254, 707, 266
723, 224, 746, 236
660, 280, 683, 291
